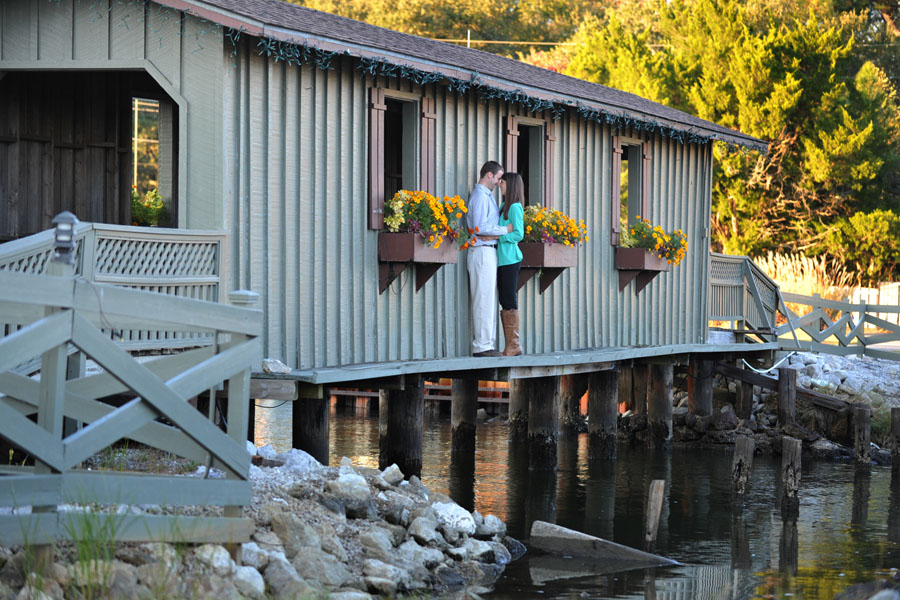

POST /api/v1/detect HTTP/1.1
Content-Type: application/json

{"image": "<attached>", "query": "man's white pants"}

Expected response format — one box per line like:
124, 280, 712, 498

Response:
467, 245, 498, 354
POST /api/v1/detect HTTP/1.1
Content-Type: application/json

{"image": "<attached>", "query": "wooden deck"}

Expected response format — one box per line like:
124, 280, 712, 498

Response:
255, 342, 778, 387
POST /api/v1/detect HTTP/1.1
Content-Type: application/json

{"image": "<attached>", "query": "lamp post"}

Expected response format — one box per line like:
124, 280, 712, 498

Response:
51, 211, 79, 265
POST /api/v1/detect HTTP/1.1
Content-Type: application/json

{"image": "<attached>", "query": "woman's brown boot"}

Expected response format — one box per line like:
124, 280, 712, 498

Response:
501, 309, 522, 356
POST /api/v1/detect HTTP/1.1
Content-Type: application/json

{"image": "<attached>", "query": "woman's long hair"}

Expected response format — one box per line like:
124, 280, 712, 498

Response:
500, 172, 524, 221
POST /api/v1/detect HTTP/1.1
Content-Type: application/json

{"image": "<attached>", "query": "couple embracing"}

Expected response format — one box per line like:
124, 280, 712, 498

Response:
466, 160, 525, 358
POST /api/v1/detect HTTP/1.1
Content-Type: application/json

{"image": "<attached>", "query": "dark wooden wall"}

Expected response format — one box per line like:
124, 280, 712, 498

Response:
0, 71, 169, 240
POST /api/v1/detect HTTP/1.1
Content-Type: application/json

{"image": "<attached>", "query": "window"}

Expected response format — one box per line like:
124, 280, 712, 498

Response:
368, 88, 435, 229
504, 115, 555, 207
611, 135, 650, 245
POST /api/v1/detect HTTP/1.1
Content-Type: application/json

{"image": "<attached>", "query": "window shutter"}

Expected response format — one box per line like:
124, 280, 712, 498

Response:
543, 121, 556, 208
504, 115, 519, 173
642, 142, 651, 219
611, 135, 622, 246
420, 97, 436, 195
368, 87, 386, 230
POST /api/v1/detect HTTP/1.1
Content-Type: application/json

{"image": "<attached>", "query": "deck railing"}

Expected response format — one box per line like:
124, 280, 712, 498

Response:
708, 252, 780, 336
777, 293, 900, 360
0, 223, 227, 351
0, 264, 261, 545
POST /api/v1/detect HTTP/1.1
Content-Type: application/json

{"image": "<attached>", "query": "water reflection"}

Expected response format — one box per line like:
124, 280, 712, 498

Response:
255, 403, 900, 599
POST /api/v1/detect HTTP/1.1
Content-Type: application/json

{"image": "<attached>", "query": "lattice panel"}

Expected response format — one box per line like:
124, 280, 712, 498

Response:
94, 238, 219, 278
709, 259, 743, 284
0, 240, 85, 275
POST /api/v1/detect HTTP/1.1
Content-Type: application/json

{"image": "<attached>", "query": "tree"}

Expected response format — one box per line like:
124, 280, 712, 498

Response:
562, 0, 900, 281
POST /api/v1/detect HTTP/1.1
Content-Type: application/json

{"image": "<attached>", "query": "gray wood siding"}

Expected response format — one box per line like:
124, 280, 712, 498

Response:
0, 0, 224, 233
224, 44, 713, 369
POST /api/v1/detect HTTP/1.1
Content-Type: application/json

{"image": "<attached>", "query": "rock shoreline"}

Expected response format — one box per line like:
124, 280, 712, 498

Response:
0, 448, 524, 600
618, 351, 899, 464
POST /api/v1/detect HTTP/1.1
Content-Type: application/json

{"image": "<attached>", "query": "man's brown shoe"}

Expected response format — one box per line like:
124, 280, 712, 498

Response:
473, 349, 503, 357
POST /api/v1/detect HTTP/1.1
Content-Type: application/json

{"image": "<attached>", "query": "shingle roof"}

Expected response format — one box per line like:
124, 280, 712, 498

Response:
163, 0, 766, 150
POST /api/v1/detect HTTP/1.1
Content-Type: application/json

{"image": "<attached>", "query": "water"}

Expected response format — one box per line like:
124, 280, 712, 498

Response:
254, 400, 900, 599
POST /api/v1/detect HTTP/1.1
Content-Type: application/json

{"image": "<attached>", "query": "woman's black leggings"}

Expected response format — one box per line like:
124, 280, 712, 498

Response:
497, 262, 521, 310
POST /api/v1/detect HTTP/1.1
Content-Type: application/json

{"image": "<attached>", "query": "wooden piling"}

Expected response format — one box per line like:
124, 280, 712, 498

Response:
526, 376, 561, 468
292, 387, 330, 466
893, 408, 900, 472
688, 356, 713, 417
781, 436, 802, 513
851, 466, 871, 536
777, 367, 797, 427
618, 366, 634, 413
645, 479, 665, 550
558, 374, 588, 435
647, 363, 673, 448
731, 436, 756, 496
588, 369, 618, 460
736, 361, 754, 421
853, 404, 872, 466
779, 516, 799, 576
451, 379, 478, 455
379, 376, 425, 477
508, 378, 528, 441
632, 363, 649, 415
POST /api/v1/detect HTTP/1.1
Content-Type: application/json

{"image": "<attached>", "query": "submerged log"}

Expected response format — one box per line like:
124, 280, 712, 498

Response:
529, 520, 677, 568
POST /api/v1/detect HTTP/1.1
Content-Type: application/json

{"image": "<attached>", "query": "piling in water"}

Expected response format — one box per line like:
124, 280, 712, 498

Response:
588, 369, 618, 460
527, 376, 561, 468
688, 356, 713, 417
508, 379, 528, 441
853, 404, 872, 466
645, 479, 665, 550
781, 436, 802, 516
451, 379, 478, 456
558, 374, 588, 436
731, 436, 755, 496
379, 375, 424, 477
293, 387, 329, 466
647, 363, 673, 448
777, 367, 797, 427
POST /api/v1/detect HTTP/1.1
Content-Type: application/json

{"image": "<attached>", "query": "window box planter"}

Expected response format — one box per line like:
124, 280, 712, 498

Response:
615, 247, 669, 294
378, 232, 457, 293
517, 242, 578, 294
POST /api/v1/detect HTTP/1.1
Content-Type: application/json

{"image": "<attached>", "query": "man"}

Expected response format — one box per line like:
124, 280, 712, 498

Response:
466, 160, 512, 357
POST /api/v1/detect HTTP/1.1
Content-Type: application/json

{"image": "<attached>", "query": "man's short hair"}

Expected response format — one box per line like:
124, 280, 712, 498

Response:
480, 161, 504, 179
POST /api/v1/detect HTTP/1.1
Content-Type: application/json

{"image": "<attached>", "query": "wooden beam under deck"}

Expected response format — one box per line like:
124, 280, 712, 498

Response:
254, 343, 778, 387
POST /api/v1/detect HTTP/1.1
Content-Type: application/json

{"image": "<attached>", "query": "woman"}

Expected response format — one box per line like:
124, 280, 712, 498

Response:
497, 172, 525, 356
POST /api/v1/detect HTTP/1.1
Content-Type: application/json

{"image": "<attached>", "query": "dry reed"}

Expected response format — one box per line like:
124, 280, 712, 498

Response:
754, 252, 855, 322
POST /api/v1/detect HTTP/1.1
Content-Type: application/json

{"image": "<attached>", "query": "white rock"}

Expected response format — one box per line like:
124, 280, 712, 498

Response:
257, 444, 277, 459
262, 358, 291, 374
382, 464, 405, 485
277, 448, 322, 477
432, 501, 476, 536
241, 542, 268, 570
234, 565, 266, 600
245, 441, 257, 455
194, 544, 234, 577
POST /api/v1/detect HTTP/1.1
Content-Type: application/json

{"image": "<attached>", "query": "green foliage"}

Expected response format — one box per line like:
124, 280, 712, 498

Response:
290, 0, 601, 56
560, 0, 900, 281
822, 209, 900, 285
131, 188, 171, 227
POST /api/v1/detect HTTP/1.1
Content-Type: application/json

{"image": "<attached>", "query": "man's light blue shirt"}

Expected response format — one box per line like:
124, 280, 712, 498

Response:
466, 184, 507, 247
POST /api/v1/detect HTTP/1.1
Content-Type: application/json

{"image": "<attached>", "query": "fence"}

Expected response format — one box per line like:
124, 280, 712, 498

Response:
0, 262, 261, 545
0, 223, 227, 351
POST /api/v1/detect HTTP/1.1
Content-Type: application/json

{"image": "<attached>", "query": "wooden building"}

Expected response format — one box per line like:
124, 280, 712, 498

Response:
0, 0, 768, 376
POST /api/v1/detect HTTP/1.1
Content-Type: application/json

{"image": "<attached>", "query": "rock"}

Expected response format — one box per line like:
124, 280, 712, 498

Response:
382, 464, 405, 485
317, 526, 349, 562
714, 407, 739, 431
264, 552, 317, 599
136, 560, 180, 597
252, 530, 284, 554
241, 542, 268, 570
396, 540, 444, 569
475, 514, 506, 538
406, 476, 430, 500
359, 527, 395, 561
194, 544, 234, 577
326, 472, 375, 519
270, 511, 321, 558
433, 501, 476, 536
329, 592, 374, 600
257, 444, 277, 459
245, 440, 257, 455
809, 439, 851, 460
233, 565, 266, 600
363, 559, 411, 593
277, 448, 322, 477
446, 546, 468, 561
488, 541, 512, 565
433, 564, 466, 589
0, 551, 26, 589
262, 358, 291, 373
463, 538, 496, 563
292, 547, 352, 587
500, 536, 527, 561
408, 516, 443, 546
476, 408, 488, 421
